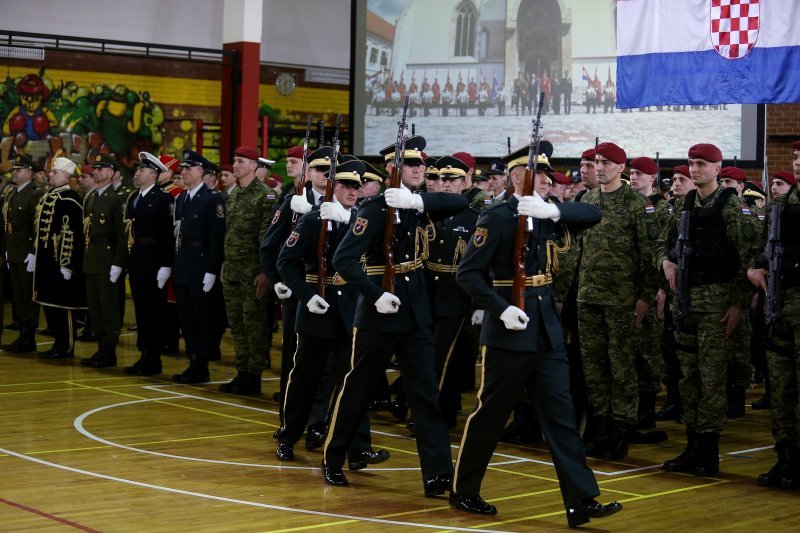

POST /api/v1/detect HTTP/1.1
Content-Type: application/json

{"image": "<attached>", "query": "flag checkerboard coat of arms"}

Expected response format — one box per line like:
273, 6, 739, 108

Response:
710, 0, 760, 59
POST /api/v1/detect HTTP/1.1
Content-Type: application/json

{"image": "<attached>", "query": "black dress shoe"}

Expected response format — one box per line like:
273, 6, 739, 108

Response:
321, 462, 348, 486
751, 394, 771, 410
172, 368, 210, 384
423, 474, 453, 497
123, 361, 162, 376
348, 448, 390, 470
219, 372, 261, 395
567, 499, 623, 528
39, 349, 74, 360
276, 443, 294, 461
305, 424, 325, 450
449, 492, 497, 515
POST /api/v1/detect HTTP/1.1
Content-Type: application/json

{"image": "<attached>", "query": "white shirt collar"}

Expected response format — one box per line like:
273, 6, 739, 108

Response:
188, 182, 204, 199
139, 184, 156, 197
96, 183, 112, 196
16, 181, 31, 192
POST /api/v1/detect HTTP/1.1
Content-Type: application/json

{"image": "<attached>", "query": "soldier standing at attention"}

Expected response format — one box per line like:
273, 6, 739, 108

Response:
656, 143, 757, 476
33, 156, 86, 359
122, 152, 174, 376
451, 143, 621, 528
171, 150, 226, 384
2, 154, 44, 353
79, 154, 127, 368
321, 135, 464, 494
453, 152, 491, 210
218, 146, 278, 395
218, 164, 237, 201
577, 142, 657, 461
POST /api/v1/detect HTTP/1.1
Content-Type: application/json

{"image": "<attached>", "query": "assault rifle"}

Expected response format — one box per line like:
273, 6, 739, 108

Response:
381, 95, 410, 294
673, 210, 693, 323
511, 91, 545, 311
316, 114, 341, 298
764, 203, 784, 335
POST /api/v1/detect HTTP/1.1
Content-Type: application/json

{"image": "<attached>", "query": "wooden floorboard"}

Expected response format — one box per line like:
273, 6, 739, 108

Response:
1, 304, 797, 532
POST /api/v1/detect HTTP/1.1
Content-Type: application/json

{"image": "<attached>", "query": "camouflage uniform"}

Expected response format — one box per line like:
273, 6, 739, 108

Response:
463, 186, 492, 211
577, 183, 658, 432
222, 179, 278, 377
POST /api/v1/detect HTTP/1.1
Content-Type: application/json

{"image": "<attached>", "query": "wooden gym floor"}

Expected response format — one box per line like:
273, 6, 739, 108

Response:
0, 302, 798, 532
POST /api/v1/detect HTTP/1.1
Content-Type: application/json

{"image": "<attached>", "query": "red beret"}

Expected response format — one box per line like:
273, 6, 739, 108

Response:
793, 140, 800, 151
286, 145, 306, 159
220, 164, 234, 173
159, 154, 179, 171
80, 164, 94, 176
552, 171, 571, 185
595, 142, 626, 165
673, 165, 690, 178
773, 170, 797, 186
581, 148, 596, 161
719, 166, 746, 181
688, 143, 722, 162
630, 157, 658, 175
266, 177, 280, 189
421, 151, 428, 161
452, 151, 476, 169
234, 146, 259, 160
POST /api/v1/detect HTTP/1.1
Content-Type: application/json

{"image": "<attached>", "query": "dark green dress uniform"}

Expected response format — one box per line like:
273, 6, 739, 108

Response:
172, 183, 226, 383
323, 191, 466, 492
453, 195, 605, 518
80, 182, 127, 367
124, 184, 175, 375
33, 184, 86, 358
3, 177, 43, 352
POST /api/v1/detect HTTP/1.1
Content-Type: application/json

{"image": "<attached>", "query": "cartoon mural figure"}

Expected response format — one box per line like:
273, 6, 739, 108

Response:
2, 74, 57, 141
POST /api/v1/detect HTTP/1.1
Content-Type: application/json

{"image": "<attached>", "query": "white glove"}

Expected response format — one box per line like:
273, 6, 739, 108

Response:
24, 253, 35, 273
290, 194, 313, 215
306, 294, 330, 315
471, 309, 484, 325
500, 305, 530, 331
375, 292, 401, 314
202, 272, 216, 293
385, 187, 424, 211
109, 265, 123, 283
319, 201, 352, 223
274, 281, 292, 300
517, 193, 561, 221
60, 267, 73, 281
156, 266, 172, 289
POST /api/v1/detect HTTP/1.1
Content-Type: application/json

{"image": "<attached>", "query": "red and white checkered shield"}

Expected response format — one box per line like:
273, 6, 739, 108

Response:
710, 0, 760, 59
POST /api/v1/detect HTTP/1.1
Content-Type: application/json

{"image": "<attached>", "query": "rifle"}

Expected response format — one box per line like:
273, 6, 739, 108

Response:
317, 120, 325, 148
504, 137, 514, 198
764, 202, 784, 335
316, 114, 341, 298
511, 91, 545, 311
291, 115, 312, 229
381, 95, 410, 294
673, 210, 693, 323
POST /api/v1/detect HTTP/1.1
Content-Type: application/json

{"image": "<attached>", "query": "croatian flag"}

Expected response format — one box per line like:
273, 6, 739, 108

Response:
616, 0, 800, 108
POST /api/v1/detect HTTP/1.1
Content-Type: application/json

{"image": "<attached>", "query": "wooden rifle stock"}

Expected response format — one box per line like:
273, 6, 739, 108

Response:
316, 114, 341, 297
381, 96, 410, 294
291, 115, 313, 230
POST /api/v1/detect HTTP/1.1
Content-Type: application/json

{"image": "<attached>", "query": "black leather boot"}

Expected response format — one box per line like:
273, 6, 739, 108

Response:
691, 431, 720, 476
655, 381, 683, 422
601, 421, 629, 461
663, 427, 698, 473
758, 442, 793, 487
583, 415, 609, 457
636, 391, 656, 430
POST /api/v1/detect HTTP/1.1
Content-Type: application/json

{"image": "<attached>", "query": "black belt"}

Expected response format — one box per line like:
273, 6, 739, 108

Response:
134, 237, 157, 245
182, 240, 207, 248
90, 237, 116, 245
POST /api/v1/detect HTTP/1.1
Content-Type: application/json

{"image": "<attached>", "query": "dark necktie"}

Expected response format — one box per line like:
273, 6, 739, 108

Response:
133, 192, 141, 209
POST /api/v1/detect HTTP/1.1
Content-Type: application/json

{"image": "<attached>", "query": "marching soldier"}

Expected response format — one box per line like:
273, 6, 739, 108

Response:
359, 161, 385, 199
451, 142, 621, 528
322, 135, 464, 493
122, 152, 174, 376
80, 153, 127, 368
33, 156, 86, 359
2, 154, 44, 353
656, 143, 758, 476
171, 150, 226, 384
219, 146, 278, 395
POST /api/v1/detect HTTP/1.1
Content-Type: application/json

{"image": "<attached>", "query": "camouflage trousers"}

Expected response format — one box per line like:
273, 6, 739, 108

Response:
223, 277, 270, 375
578, 303, 639, 424
673, 309, 734, 433
637, 306, 665, 392
728, 312, 752, 388
765, 287, 800, 446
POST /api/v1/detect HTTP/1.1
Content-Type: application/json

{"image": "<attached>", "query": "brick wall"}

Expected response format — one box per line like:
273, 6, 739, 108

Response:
767, 103, 800, 172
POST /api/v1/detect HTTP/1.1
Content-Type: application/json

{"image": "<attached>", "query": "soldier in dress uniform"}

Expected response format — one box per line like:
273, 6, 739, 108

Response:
79, 153, 127, 368
472, 167, 490, 193
218, 146, 278, 395
486, 161, 506, 199
450, 143, 622, 528
121, 152, 174, 375
655, 143, 759, 476
275, 158, 390, 469
171, 150, 226, 384
2, 154, 44, 353
33, 156, 86, 359
321, 135, 465, 493
359, 161, 384, 199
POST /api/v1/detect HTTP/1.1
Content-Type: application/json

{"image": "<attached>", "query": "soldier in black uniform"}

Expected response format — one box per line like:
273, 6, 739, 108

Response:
79, 153, 127, 368
275, 159, 389, 469
424, 156, 479, 426
321, 135, 465, 495
33, 156, 86, 359
2, 154, 44, 353
171, 150, 226, 384
122, 152, 175, 376
450, 143, 621, 528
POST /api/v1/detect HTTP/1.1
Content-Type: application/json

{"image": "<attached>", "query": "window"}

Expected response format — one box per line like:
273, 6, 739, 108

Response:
453, 1, 477, 57
369, 46, 378, 65
380, 50, 388, 66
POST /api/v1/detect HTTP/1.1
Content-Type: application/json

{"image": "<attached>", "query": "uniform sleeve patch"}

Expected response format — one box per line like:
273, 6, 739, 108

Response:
472, 226, 488, 247
286, 230, 300, 247
645, 203, 655, 214
216, 203, 225, 219
352, 216, 369, 236
272, 209, 281, 225
741, 206, 751, 215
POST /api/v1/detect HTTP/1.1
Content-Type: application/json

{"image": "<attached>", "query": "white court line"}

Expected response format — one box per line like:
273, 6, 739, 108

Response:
0, 446, 514, 532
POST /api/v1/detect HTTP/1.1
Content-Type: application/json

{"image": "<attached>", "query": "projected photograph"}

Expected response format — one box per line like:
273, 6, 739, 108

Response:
356, 0, 750, 161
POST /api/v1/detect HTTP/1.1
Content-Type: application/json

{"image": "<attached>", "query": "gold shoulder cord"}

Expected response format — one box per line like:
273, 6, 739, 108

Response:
546, 227, 572, 273
452, 238, 467, 269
